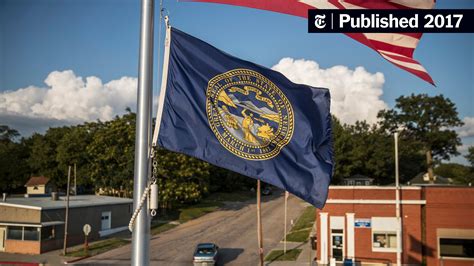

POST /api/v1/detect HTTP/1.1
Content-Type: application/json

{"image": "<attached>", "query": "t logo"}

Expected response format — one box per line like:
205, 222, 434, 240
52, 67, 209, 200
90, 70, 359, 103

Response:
314, 14, 326, 29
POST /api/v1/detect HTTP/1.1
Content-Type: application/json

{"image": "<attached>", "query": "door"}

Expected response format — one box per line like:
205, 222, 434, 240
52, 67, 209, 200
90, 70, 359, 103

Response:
331, 229, 344, 262
101, 211, 111, 230
0, 227, 6, 251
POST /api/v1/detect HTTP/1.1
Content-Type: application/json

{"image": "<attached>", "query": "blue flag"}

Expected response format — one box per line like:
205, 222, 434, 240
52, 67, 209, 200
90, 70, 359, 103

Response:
156, 27, 333, 208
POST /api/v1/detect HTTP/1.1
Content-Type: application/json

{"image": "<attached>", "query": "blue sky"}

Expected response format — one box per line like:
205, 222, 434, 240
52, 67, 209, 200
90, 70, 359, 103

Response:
0, 0, 473, 163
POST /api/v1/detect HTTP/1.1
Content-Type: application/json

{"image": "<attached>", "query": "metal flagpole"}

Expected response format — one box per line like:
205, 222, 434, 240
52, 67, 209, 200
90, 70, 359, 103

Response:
132, 0, 154, 265
257, 180, 264, 266
394, 132, 402, 266
284, 191, 288, 254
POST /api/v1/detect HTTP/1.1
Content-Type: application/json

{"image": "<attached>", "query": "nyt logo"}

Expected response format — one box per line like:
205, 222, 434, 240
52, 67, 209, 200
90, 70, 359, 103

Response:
314, 14, 326, 29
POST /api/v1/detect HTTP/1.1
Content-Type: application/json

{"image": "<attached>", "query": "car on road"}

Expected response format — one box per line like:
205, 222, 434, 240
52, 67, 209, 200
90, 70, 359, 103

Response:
193, 243, 219, 265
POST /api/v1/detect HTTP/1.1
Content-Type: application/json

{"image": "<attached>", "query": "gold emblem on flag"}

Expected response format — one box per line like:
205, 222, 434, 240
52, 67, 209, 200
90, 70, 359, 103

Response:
206, 69, 294, 160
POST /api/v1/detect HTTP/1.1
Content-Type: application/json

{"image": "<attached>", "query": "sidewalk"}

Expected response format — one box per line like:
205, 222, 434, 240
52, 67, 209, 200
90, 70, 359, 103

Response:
265, 240, 317, 266
0, 248, 70, 265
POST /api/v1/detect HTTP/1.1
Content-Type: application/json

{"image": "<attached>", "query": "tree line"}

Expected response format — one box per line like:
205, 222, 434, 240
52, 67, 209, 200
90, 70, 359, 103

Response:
1, 94, 473, 209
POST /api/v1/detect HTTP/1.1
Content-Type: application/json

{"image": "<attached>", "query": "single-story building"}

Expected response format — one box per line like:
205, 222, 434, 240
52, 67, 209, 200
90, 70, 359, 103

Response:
0, 195, 133, 254
316, 185, 474, 266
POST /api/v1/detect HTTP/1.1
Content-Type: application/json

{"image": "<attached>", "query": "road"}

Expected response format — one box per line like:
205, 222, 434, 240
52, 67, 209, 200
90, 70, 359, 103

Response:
78, 191, 308, 265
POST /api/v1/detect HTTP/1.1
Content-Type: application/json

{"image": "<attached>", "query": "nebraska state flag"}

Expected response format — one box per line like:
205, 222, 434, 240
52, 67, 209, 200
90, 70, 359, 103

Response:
154, 26, 334, 208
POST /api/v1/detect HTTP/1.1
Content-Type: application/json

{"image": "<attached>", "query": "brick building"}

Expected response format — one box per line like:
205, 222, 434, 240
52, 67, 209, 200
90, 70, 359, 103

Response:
316, 186, 474, 266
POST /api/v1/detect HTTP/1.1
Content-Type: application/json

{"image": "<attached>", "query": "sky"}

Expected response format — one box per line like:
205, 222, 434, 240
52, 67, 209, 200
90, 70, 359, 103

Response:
0, 0, 473, 164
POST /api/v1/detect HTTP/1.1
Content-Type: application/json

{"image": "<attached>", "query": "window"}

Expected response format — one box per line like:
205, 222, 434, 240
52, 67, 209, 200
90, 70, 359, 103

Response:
41, 226, 55, 240
23, 227, 39, 241
371, 217, 398, 252
439, 238, 474, 259
33, 186, 38, 190
373, 232, 397, 249
7, 226, 22, 240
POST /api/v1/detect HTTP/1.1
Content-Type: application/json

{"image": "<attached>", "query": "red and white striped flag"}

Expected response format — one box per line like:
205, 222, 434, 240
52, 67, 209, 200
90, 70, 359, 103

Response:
184, 0, 435, 85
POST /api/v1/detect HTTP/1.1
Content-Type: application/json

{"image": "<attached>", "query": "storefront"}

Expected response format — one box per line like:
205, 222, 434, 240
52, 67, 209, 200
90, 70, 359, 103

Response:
316, 186, 474, 266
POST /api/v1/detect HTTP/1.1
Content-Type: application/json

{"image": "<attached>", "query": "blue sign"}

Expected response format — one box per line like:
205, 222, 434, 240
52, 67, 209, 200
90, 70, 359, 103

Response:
355, 219, 371, 228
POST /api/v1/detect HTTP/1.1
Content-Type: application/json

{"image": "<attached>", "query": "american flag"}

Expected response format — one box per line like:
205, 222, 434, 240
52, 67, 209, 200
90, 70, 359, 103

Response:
185, 0, 435, 85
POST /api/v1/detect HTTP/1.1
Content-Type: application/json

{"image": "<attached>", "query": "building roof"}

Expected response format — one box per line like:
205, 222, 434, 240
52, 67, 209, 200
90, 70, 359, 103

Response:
345, 174, 374, 181
408, 172, 452, 185
0, 195, 133, 210
25, 176, 50, 186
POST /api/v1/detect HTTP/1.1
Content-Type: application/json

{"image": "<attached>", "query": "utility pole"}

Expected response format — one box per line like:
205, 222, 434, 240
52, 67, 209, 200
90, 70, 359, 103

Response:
63, 165, 71, 255
257, 180, 264, 266
131, 0, 154, 265
74, 163, 77, 195
394, 132, 402, 266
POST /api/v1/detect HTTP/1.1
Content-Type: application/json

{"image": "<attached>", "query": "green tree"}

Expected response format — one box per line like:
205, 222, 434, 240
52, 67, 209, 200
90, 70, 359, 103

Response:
87, 112, 135, 196
378, 94, 463, 183
466, 146, 474, 167
0, 125, 20, 143
56, 125, 94, 186
0, 126, 30, 192
27, 127, 72, 187
154, 148, 212, 209
434, 163, 474, 185
331, 116, 352, 184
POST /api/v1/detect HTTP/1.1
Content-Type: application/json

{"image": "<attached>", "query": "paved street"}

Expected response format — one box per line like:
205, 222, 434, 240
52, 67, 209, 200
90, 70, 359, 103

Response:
77, 192, 308, 265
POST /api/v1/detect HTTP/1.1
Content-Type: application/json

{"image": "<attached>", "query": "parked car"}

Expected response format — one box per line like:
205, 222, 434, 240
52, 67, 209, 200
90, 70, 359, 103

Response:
193, 243, 219, 265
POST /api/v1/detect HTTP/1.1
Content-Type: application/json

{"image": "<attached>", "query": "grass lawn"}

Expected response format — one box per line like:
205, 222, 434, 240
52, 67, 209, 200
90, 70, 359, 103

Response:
285, 228, 312, 242
151, 221, 178, 235
265, 249, 302, 261
291, 206, 316, 231
178, 202, 221, 223
66, 238, 130, 257
282, 205, 315, 242
205, 190, 255, 202
177, 190, 254, 223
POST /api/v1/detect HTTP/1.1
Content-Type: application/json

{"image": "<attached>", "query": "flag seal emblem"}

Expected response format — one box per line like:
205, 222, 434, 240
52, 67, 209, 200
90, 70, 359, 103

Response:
206, 68, 294, 160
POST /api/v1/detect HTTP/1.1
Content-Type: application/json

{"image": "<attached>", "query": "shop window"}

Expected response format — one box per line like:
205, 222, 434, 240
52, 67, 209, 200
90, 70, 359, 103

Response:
373, 232, 397, 250
439, 238, 474, 259
41, 226, 55, 240
7, 226, 23, 240
23, 227, 39, 241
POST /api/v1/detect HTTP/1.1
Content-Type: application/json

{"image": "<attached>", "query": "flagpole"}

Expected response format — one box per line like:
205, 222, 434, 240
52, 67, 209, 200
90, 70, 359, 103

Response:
394, 132, 402, 266
284, 191, 288, 254
132, 0, 154, 265
257, 180, 264, 266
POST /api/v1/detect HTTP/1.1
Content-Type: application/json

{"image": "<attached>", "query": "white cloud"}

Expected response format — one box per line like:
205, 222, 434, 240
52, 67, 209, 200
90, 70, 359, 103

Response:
0, 70, 138, 135
272, 58, 387, 125
457, 117, 474, 138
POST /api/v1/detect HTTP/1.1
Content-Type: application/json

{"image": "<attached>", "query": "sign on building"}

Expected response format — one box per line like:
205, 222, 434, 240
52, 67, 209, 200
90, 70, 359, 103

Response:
355, 218, 371, 228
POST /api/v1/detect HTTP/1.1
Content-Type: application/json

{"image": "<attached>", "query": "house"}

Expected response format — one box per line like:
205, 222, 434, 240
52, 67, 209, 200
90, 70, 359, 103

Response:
342, 174, 374, 186
315, 185, 474, 266
0, 195, 132, 254
25, 176, 55, 195
407, 172, 452, 186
